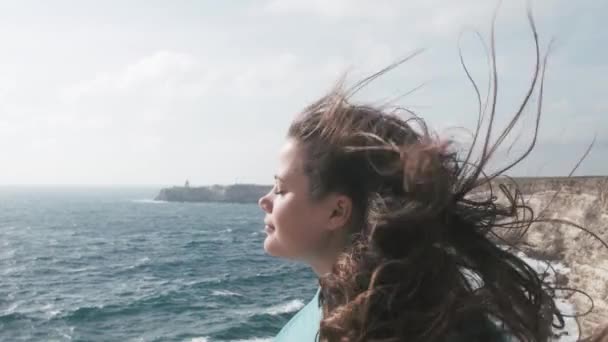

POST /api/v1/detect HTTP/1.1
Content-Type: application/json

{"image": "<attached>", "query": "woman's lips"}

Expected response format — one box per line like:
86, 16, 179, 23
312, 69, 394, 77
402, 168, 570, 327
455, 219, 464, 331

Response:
264, 224, 275, 233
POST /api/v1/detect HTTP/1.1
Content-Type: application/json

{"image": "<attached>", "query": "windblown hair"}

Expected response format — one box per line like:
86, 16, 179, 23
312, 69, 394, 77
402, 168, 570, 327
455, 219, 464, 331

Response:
286, 11, 599, 342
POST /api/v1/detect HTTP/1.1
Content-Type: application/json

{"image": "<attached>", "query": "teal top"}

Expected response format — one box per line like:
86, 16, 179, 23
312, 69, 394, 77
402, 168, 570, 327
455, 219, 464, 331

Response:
273, 287, 509, 342
274, 288, 321, 342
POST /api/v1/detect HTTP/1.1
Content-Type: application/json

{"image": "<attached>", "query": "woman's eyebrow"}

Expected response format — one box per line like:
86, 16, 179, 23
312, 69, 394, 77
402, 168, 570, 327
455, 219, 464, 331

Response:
274, 175, 286, 182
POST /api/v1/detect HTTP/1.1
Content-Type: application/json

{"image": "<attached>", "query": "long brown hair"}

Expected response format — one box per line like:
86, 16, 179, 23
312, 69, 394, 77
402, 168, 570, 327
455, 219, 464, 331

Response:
286, 10, 597, 342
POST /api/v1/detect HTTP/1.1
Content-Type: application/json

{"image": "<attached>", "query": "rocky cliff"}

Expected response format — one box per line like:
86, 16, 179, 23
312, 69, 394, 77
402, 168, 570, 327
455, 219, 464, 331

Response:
155, 184, 272, 203
486, 176, 608, 336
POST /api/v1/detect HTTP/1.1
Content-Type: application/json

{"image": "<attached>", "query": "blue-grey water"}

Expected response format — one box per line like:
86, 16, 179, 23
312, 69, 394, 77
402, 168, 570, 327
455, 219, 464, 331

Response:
0, 187, 316, 341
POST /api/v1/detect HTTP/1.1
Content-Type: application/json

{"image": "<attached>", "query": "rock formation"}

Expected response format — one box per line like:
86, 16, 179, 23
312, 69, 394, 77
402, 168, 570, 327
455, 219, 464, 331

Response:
485, 176, 608, 337
155, 184, 272, 203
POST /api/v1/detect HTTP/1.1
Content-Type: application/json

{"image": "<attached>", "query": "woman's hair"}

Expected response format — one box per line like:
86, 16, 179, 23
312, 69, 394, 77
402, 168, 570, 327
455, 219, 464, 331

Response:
287, 11, 602, 342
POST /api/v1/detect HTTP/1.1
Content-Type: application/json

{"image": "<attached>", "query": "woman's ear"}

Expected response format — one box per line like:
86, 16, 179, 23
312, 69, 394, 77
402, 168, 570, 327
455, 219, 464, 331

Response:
327, 194, 352, 231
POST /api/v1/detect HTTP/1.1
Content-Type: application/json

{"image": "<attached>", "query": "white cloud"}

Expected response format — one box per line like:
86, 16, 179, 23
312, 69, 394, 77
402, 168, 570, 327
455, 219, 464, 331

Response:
262, 0, 392, 18
0, 0, 604, 185
61, 51, 206, 102
62, 50, 334, 105
260, 0, 564, 38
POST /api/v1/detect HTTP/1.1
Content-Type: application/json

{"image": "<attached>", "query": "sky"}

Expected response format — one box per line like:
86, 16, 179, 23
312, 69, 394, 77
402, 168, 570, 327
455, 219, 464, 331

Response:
0, 0, 605, 186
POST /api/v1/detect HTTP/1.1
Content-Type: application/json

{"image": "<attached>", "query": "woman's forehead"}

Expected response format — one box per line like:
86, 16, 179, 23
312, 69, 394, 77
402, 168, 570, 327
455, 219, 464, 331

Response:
277, 139, 306, 180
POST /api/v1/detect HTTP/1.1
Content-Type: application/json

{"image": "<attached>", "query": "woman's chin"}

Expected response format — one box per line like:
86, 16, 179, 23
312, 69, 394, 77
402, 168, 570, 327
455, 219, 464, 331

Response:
263, 235, 279, 256
263, 234, 288, 257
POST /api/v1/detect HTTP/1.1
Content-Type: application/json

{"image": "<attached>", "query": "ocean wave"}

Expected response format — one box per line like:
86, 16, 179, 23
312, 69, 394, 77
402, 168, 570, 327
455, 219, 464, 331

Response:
188, 337, 272, 342
187, 337, 270, 342
0, 311, 30, 323
41, 303, 62, 319
184, 238, 231, 249
211, 290, 243, 297
126, 256, 151, 269
0, 248, 17, 261
62, 301, 151, 322
264, 299, 304, 315
188, 337, 209, 342
224, 264, 308, 287
61, 289, 215, 323
2, 302, 20, 315
0, 302, 63, 324
131, 199, 167, 204
62, 305, 107, 322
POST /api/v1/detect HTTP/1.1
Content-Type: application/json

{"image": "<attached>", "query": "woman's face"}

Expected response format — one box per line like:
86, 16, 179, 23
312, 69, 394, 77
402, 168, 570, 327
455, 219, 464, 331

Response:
258, 139, 335, 260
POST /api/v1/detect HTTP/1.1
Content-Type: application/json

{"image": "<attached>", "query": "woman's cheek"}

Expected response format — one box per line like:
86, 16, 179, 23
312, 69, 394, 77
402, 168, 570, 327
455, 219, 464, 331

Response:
274, 198, 304, 251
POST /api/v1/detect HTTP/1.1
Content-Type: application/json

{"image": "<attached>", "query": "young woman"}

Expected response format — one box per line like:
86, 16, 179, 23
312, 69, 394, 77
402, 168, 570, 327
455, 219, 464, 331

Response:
258, 13, 595, 342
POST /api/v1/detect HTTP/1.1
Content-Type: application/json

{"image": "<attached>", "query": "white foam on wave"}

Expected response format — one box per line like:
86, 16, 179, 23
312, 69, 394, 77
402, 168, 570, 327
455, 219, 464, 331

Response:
265, 299, 304, 315
188, 338, 272, 342
137, 256, 151, 265
41, 303, 62, 319
188, 337, 209, 342
516, 253, 580, 341
518, 253, 570, 276
552, 300, 579, 342
3, 302, 19, 315
54, 326, 74, 340
211, 290, 243, 297
126, 256, 151, 270
131, 199, 167, 204
1, 265, 26, 276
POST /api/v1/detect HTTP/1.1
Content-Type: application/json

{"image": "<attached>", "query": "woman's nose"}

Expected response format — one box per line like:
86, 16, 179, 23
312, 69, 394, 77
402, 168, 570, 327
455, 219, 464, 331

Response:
258, 193, 272, 213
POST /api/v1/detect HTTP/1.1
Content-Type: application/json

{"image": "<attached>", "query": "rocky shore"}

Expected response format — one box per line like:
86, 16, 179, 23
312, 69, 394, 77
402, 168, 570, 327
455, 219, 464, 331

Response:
154, 184, 271, 203
486, 176, 608, 337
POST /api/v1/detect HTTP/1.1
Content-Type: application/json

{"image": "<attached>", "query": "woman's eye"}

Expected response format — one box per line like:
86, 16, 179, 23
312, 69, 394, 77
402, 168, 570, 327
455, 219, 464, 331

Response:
273, 185, 284, 195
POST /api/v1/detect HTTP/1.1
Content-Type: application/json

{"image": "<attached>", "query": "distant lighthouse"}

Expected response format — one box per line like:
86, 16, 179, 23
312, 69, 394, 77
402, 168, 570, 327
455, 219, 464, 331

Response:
184, 180, 190, 188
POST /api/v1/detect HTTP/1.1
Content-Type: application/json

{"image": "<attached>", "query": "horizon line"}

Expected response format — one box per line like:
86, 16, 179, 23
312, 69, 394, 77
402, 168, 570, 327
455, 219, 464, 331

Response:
0, 175, 607, 188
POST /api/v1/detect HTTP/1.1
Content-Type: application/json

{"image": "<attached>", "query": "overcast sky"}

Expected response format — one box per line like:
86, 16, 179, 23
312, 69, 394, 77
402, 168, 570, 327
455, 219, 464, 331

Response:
0, 0, 605, 186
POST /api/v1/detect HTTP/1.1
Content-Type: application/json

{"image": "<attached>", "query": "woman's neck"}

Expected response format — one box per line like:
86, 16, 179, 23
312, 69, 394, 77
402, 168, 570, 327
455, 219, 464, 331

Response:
309, 256, 336, 277
309, 231, 350, 277
307, 229, 352, 278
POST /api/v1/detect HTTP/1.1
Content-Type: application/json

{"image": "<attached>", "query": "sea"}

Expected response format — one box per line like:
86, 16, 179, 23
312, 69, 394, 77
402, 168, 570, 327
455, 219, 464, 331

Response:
0, 187, 315, 342
0, 187, 580, 342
